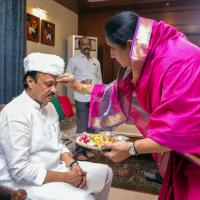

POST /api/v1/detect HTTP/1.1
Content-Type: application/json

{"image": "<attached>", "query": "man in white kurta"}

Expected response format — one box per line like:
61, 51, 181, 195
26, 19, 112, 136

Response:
0, 53, 112, 200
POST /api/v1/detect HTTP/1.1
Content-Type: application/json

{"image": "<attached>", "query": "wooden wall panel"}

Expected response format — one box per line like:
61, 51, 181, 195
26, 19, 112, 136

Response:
78, 7, 200, 82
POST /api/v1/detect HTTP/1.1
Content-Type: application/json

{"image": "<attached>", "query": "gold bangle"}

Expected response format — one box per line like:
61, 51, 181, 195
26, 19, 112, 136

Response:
80, 85, 87, 95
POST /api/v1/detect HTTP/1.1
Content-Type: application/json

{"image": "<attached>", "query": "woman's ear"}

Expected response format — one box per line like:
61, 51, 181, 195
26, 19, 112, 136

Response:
127, 40, 132, 49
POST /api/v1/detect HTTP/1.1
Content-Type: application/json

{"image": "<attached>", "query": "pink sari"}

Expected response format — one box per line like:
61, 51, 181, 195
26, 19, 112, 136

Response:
89, 17, 200, 199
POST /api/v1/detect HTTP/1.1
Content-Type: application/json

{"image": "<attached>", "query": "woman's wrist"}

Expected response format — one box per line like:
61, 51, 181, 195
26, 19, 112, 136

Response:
71, 81, 82, 91
77, 83, 93, 95
80, 84, 88, 95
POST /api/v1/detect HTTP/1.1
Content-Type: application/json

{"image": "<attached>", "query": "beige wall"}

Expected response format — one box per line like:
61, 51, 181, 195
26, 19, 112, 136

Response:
26, 0, 78, 94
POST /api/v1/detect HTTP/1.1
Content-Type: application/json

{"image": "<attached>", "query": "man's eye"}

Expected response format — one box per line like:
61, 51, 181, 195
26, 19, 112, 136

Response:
45, 82, 56, 88
45, 83, 53, 87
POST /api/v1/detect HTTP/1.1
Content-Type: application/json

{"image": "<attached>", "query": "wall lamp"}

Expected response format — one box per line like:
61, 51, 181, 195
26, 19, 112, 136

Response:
32, 7, 48, 19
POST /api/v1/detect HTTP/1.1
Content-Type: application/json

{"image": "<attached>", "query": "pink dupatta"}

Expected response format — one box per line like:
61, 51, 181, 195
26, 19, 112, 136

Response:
88, 17, 153, 134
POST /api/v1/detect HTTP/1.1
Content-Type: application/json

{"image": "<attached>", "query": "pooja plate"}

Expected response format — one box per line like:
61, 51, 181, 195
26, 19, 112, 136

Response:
76, 132, 117, 151
76, 132, 129, 151
101, 131, 129, 142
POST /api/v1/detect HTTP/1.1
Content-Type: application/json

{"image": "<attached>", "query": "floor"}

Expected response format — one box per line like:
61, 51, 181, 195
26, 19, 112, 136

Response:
109, 188, 158, 200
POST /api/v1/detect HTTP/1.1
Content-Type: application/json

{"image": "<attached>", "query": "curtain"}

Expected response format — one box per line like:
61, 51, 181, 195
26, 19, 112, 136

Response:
0, 0, 26, 103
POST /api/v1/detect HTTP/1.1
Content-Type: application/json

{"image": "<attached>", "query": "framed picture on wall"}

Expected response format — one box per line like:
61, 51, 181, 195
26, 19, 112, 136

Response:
75, 36, 81, 50
26, 13, 40, 42
41, 20, 55, 46
91, 39, 97, 51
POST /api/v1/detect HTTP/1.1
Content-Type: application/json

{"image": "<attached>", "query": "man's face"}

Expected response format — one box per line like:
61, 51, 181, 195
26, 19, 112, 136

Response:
27, 72, 57, 105
79, 37, 92, 55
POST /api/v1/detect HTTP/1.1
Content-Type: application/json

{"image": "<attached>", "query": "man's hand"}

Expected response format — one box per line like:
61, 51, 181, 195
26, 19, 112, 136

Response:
71, 163, 87, 188
64, 163, 87, 188
102, 142, 131, 162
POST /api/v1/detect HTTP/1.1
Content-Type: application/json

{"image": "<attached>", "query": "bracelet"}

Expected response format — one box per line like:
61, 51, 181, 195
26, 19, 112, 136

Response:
128, 142, 138, 156
68, 160, 79, 168
80, 85, 87, 95
133, 142, 139, 156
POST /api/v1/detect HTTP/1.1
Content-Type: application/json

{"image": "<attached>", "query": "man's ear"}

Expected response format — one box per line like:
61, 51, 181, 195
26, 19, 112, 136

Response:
127, 40, 132, 49
26, 76, 35, 89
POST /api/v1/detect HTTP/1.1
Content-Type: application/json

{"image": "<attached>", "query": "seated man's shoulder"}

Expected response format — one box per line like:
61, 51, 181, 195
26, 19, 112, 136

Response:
2, 95, 22, 112
2, 94, 32, 119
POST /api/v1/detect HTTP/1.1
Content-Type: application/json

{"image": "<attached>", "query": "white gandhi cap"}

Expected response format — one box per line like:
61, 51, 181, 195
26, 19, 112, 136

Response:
24, 52, 65, 76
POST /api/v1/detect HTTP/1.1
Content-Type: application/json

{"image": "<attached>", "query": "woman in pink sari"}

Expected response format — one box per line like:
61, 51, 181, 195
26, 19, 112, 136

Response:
58, 11, 200, 200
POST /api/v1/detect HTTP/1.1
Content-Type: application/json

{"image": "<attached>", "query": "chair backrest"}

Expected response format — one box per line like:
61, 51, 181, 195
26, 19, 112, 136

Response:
57, 96, 73, 118
0, 104, 6, 111
0, 184, 27, 200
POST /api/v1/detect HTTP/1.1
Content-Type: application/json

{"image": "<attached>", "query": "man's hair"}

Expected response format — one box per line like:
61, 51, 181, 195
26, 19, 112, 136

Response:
23, 71, 38, 89
104, 11, 138, 47
78, 36, 91, 47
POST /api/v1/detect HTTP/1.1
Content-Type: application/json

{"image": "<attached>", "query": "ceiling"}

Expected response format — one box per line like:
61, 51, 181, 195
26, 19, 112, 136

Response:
54, 0, 200, 14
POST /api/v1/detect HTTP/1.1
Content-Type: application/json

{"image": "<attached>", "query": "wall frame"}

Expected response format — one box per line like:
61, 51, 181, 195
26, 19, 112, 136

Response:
41, 20, 55, 46
26, 13, 40, 42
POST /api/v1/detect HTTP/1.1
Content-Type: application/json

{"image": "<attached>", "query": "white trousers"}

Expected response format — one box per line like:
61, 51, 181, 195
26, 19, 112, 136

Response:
25, 162, 113, 200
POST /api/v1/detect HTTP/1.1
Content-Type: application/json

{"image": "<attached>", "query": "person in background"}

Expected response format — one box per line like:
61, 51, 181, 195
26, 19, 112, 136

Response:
0, 52, 112, 200
58, 11, 200, 200
67, 36, 102, 160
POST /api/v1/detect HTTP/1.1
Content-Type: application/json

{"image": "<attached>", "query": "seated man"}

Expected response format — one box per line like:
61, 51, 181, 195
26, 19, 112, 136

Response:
0, 52, 112, 200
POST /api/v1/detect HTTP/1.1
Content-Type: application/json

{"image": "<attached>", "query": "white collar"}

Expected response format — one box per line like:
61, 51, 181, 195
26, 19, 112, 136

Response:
80, 53, 92, 60
22, 90, 42, 110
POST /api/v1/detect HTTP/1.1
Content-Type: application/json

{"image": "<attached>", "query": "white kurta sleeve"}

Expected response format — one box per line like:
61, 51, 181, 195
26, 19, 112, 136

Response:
0, 109, 47, 186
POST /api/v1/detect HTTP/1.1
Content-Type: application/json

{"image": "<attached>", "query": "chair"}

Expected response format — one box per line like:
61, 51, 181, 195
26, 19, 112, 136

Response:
0, 184, 27, 200
0, 104, 6, 111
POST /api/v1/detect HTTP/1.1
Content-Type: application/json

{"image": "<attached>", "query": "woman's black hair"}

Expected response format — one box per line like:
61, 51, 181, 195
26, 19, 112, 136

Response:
104, 11, 138, 47
23, 71, 38, 89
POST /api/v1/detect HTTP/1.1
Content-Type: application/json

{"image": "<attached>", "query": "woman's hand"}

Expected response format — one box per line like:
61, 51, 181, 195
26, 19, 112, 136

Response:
102, 137, 172, 163
102, 142, 131, 162
57, 73, 95, 95
57, 73, 78, 89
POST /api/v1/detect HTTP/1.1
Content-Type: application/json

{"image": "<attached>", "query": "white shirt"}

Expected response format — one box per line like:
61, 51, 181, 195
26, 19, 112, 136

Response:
0, 91, 70, 186
67, 53, 102, 102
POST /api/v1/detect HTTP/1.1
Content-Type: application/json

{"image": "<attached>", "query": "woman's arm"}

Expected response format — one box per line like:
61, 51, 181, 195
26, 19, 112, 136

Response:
56, 73, 94, 95
135, 138, 171, 154
103, 138, 171, 162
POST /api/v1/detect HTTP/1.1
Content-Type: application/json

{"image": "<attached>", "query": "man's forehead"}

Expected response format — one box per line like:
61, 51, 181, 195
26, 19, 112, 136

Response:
37, 72, 57, 81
